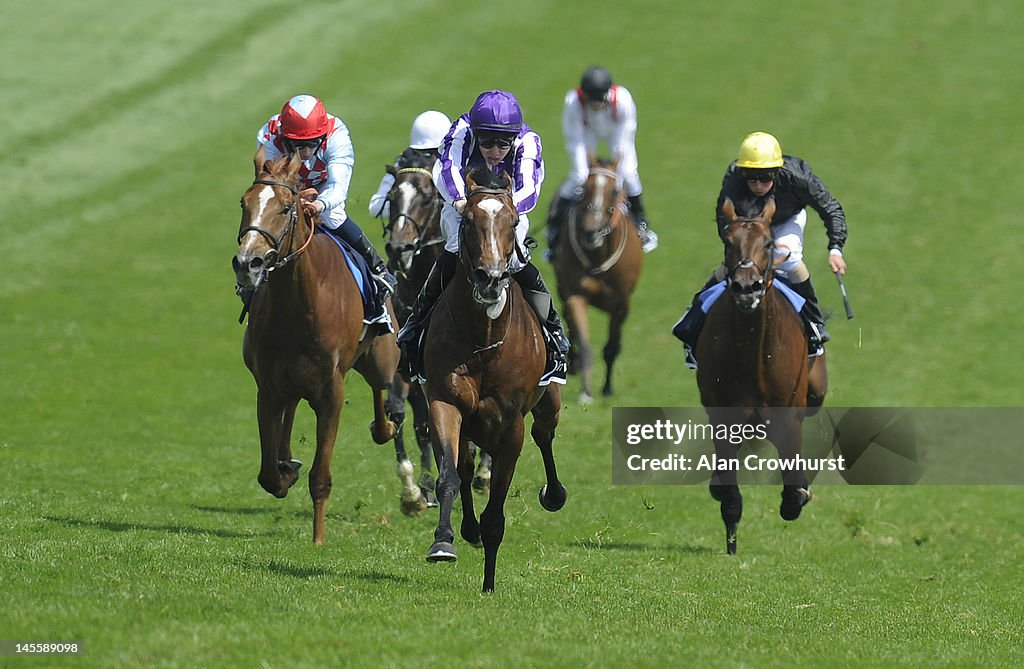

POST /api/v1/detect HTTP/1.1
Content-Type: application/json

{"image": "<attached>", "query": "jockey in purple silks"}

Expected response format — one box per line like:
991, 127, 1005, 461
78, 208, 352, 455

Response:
396, 90, 570, 386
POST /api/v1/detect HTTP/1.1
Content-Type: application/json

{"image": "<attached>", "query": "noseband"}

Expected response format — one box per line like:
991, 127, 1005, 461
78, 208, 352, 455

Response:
726, 232, 775, 300
238, 178, 313, 271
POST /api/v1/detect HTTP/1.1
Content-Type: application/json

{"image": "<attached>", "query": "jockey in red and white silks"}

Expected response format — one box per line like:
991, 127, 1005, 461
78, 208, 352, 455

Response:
256, 97, 354, 232
433, 114, 544, 272
558, 83, 640, 202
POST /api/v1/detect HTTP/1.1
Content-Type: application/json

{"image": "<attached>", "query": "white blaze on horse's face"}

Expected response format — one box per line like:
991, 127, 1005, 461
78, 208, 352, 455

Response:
238, 186, 277, 257
475, 198, 507, 263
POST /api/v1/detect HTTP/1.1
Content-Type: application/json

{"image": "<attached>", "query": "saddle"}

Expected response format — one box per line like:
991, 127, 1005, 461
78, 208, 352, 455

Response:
317, 228, 394, 333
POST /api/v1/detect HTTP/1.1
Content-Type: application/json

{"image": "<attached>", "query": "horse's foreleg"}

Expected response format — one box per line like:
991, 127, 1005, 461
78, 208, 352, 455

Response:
479, 423, 525, 593
602, 301, 630, 397
708, 436, 742, 555
256, 391, 301, 498
531, 385, 567, 512
806, 353, 828, 416
426, 400, 462, 562
368, 386, 397, 445
565, 295, 594, 403
309, 380, 345, 545
771, 417, 811, 521
458, 438, 482, 547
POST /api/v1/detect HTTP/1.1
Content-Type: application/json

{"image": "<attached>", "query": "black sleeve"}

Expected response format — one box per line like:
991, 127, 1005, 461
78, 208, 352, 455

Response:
791, 158, 847, 252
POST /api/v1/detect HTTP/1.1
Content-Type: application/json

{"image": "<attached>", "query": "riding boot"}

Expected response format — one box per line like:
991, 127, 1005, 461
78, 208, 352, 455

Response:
397, 251, 458, 382
336, 217, 398, 297
627, 194, 659, 253
789, 277, 830, 354
544, 194, 575, 262
513, 263, 569, 385
671, 274, 721, 369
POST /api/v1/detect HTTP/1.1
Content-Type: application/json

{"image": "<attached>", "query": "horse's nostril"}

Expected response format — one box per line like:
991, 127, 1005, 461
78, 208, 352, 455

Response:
249, 257, 264, 271
730, 282, 742, 293
232, 257, 241, 273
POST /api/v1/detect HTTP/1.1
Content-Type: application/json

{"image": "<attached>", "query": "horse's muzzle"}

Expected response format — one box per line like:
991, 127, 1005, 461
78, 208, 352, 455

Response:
232, 250, 276, 289
470, 267, 510, 305
729, 278, 765, 312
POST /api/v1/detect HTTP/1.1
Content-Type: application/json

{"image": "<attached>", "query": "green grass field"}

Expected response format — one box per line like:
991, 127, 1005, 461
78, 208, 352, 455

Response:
3, 1, 1023, 667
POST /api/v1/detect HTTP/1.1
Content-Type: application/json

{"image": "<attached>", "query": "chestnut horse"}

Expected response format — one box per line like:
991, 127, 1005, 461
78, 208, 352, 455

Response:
423, 166, 567, 592
233, 153, 398, 545
697, 198, 827, 554
381, 153, 445, 515
553, 156, 643, 403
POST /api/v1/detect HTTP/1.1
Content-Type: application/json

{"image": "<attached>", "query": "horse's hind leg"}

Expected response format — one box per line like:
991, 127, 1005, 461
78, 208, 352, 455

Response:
387, 374, 427, 516
479, 423, 525, 593
531, 385, 567, 512
256, 391, 302, 498
772, 417, 811, 521
408, 382, 437, 507
472, 446, 491, 496
602, 301, 630, 397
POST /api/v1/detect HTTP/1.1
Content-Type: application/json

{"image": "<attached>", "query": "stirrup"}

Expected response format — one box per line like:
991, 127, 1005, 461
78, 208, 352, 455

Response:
683, 345, 698, 370
641, 228, 659, 253
373, 268, 398, 296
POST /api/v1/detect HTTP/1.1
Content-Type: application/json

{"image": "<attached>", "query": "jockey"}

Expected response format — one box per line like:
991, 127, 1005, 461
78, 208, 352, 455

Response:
256, 94, 397, 305
672, 131, 848, 367
545, 66, 658, 261
397, 90, 570, 386
368, 110, 452, 220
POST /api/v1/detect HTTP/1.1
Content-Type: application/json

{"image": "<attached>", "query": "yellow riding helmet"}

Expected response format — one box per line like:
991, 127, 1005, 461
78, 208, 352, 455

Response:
736, 132, 784, 169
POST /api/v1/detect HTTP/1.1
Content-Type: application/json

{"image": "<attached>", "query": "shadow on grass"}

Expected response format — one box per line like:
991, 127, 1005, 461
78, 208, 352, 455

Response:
44, 515, 280, 539
248, 559, 412, 584
570, 538, 715, 554
192, 503, 305, 518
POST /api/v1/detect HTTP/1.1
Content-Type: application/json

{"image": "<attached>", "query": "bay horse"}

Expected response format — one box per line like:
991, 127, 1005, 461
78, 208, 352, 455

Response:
233, 152, 398, 545
553, 156, 643, 403
696, 198, 827, 555
381, 153, 445, 515
423, 166, 567, 592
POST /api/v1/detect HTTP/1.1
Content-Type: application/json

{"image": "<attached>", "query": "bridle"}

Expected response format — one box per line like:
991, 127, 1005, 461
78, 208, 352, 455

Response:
459, 185, 523, 272
237, 178, 315, 272
383, 167, 445, 272
725, 223, 776, 302
568, 166, 629, 274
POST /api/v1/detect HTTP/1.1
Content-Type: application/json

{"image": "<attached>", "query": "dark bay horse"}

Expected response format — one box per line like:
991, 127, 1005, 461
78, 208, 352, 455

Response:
423, 166, 567, 592
381, 153, 445, 515
696, 198, 827, 554
233, 153, 398, 545
552, 156, 643, 403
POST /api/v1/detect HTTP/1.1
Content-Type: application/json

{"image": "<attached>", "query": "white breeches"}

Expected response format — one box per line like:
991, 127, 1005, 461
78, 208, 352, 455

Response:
771, 209, 807, 279
440, 203, 530, 272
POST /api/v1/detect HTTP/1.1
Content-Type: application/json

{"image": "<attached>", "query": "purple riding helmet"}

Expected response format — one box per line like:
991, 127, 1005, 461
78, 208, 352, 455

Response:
468, 90, 523, 133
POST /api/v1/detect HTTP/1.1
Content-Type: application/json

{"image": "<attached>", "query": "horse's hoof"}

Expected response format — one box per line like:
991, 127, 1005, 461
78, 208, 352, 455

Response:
426, 542, 458, 562
472, 475, 490, 496
369, 420, 397, 445
780, 487, 811, 521
539, 484, 567, 512
400, 494, 428, 517
578, 391, 594, 406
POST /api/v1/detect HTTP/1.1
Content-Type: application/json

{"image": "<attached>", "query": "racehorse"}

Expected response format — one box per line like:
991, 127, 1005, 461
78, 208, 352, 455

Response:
380, 152, 446, 515
423, 166, 567, 592
552, 156, 643, 403
696, 198, 827, 555
233, 152, 398, 545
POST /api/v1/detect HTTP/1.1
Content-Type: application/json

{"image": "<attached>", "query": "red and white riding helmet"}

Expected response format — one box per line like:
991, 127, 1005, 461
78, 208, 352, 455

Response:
279, 94, 330, 140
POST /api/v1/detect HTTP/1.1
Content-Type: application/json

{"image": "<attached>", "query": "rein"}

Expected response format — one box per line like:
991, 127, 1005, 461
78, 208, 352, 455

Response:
239, 178, 316, 270
568, 169, 629, 274
384, 168, 445, 265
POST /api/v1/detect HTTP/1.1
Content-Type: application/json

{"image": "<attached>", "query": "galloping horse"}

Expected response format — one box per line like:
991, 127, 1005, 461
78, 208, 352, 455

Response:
697, 198, 827, 554
233, 153, 398, 544
423, 166, 567, 592
553, 156, 643, 403
381, 152, 445, 515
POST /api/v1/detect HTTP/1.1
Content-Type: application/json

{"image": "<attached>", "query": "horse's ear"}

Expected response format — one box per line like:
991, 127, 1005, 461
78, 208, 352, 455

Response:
721, 198, 736, 221
464, 169, 478, 192
386, 164, 397, 176
284, 151, 303, 179
587, 150, 597, 167
503, 172, 514, 195
759, 197, 776, 223
253, 145, 267, 177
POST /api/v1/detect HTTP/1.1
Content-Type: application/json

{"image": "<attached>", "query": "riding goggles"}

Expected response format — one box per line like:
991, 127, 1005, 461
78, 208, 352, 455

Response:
477, 135, 514, 150
741, 168, 778, 183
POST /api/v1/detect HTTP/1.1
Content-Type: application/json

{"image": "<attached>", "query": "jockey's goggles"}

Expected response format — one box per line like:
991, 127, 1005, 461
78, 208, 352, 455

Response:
477, 135, 514, 150
286, 137, 322, 151
741, 168, 778, 183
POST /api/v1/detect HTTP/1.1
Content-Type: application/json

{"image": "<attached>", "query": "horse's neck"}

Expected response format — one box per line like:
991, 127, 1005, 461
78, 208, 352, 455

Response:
267, 222, 321, 314
447, 269, 515, 347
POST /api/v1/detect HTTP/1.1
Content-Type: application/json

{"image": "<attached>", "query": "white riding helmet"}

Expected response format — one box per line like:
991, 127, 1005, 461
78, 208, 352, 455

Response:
409, 110, 452, 150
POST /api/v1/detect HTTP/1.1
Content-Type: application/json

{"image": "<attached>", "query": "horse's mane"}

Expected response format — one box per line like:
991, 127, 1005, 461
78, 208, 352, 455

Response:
259, 154, 301, 186
465, 165, 512, 191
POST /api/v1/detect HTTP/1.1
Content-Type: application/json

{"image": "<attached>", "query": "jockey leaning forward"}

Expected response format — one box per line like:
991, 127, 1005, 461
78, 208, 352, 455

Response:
368, 110, 452, 220
255, 94, 397, 318
672, 131, 848, 368
396, 89, 570, 386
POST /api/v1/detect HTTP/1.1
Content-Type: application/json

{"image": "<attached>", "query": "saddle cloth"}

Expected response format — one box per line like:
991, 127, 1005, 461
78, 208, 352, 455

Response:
316, 228, 393, 332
